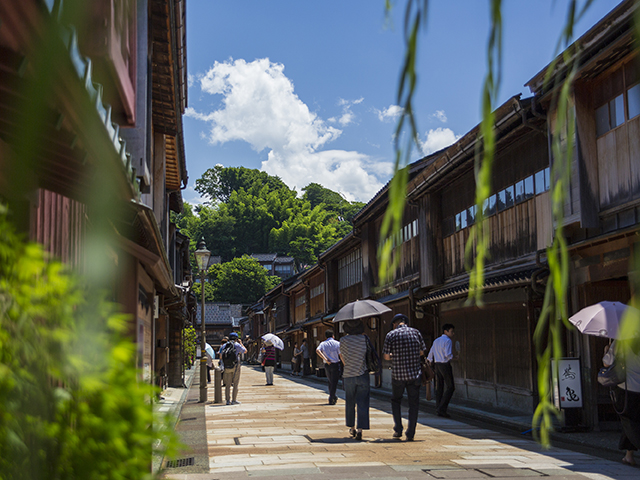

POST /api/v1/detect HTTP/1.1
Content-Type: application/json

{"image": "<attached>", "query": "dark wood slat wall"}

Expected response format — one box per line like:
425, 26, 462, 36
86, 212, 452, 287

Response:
443, 192, 552, 278
32, 189, 85, 267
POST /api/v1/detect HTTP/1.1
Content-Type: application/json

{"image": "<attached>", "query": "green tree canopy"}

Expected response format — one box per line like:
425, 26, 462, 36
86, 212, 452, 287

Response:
211, 256, 281, 304
195, 165, 290, 204
191, 280, 216, 303
178, 167, 365, 268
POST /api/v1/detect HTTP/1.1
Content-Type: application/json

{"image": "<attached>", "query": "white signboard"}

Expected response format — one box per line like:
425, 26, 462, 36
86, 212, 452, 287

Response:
552, 358, 583, 409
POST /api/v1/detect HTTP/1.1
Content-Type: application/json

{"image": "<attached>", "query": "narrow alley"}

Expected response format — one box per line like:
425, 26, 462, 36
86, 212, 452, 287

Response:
162, 366, 637, 480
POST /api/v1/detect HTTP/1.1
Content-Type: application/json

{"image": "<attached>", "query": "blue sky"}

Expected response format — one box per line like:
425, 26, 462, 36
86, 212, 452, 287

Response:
184, 0, 619, 204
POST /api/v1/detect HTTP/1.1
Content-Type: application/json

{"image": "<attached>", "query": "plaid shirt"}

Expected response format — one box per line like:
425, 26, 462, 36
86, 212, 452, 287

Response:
383, 324, 426, 381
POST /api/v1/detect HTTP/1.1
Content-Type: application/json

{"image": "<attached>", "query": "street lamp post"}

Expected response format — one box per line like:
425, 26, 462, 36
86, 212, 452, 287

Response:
194, 237, 211, 403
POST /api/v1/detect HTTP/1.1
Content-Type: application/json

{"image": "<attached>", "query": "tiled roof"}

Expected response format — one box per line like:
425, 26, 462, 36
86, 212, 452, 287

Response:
196, 303, 244, 326
416, 265, 545, 306
274, 256, 294, 264
251, 253, 277, 262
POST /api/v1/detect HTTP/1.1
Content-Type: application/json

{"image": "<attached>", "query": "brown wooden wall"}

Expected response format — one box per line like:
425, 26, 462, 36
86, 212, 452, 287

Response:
338, 282, 362, 308
31, 188, 86, 267
308, 272, 325, 318
596, 115, 640, 208
293, 290, 306, 323
441, 302, 532, 392
443, 192, 552, 278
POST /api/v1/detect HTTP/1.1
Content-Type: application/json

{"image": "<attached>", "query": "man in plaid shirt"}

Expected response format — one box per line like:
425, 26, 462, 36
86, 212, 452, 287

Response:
382, 314, 426, 441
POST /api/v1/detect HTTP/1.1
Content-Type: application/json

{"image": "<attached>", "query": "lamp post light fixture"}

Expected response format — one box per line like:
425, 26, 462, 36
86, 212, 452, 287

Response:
194, 237, 211, 403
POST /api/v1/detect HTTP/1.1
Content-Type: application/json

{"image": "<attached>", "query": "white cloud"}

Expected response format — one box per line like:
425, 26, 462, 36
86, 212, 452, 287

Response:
432, 110, 447, 123
187, 73, 195, 88
330, 97, 364, 126
420, 128, 460, 155
375, 104, 403, 122
187, 58, 387, 202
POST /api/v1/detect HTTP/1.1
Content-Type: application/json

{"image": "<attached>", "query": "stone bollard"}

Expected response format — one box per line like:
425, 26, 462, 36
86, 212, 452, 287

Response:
214, 367, 222, 404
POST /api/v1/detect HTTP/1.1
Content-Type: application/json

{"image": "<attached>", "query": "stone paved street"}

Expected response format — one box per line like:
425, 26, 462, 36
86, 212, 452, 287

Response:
163, 367, 638, 480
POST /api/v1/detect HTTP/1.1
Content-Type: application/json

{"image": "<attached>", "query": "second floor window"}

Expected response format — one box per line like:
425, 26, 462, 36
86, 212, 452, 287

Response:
338, 248, 362, 290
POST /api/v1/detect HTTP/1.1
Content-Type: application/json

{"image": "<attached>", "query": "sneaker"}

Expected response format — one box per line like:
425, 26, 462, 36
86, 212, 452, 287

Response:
226, 400, 231, 405
405, 435, 414, 441
392, 431, 402, 439
231, 400, 241, 405
349, 427, 357, 437
355, 431, 363, 441
436, 412, 451, 418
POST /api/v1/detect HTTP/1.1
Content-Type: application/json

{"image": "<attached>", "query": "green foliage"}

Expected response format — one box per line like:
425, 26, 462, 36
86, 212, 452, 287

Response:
0, 206, 180, 479
212, 256, 281, 304
269, 203, 341, 269
179, 167, 362, 268
191, 281, 216, 303
183, 326, 197, 368
195, 165, 290, 204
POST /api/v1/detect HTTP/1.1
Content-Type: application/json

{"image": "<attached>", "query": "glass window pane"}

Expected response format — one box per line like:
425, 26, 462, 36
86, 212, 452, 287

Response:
468, 205, 476, 225
455, 212, 461, 232
483, 198, 490, 216
544, 167, 551, 191
488, 194, 496, 215
611, 94, 625, 128
525, 175, 535, 198
595, 103, 609, 136
628, 84, 640, 120
498, 190, 506, 212
515, 180, 525, 203
505, 185, 514, 207
460, 210, 467, 229
535, 170, 545, 194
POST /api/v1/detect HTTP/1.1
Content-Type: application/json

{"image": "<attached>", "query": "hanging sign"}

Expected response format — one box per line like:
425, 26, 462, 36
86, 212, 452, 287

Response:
551, 358, 583, 409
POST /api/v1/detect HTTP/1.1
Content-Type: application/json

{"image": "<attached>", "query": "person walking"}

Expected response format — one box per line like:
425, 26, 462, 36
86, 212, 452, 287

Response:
301, 338, 311, 376
603, 339, 640, 466
316, 329, 341, 405
427, 323, 457, 418
221, 332, 247, 405
204, 342, 215, 383
263, 341, 277, 385
291, 342, 302, 376
339, 319, 370, 441
382, 314, 426, 441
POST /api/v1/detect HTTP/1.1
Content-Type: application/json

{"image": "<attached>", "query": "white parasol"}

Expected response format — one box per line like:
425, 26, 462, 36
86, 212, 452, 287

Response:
568, 301, 640, 339
262, 333, 284, 350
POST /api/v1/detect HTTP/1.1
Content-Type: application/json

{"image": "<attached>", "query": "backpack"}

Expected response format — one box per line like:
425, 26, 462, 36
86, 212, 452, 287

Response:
220, 342, 237, 369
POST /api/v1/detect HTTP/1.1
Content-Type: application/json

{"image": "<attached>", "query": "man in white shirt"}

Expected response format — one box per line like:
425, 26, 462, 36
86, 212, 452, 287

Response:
427, 324, 457, 418
316, 329, 341, 404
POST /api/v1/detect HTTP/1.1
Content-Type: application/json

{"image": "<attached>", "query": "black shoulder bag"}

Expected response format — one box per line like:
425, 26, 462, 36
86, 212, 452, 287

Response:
598, 343, 627, 415
364, 335, 381, 375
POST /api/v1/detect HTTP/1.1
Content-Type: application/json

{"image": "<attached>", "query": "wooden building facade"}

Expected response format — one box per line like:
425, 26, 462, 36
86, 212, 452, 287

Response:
0, 0, 192, 390
243, 1, 638, 426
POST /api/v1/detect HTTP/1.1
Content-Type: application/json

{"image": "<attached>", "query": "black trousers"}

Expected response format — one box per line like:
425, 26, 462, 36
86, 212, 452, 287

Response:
615, 388, 640, 451
434, 362, 455, 415
325, 362, 341, 403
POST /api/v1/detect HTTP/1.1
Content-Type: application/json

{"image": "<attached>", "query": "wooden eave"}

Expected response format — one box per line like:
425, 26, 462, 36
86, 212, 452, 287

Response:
151, 0, 187, 203
405, 95, 538, 200
165, 134, 180, 190
317, 231, 360, 263
525, 0, 638, 96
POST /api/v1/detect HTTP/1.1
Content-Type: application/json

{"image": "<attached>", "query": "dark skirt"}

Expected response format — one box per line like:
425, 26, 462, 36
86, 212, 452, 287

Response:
613, 387, 640, 451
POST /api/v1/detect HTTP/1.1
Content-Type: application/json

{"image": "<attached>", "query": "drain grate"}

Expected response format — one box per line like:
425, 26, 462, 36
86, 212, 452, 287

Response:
165, 457, 195, 468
